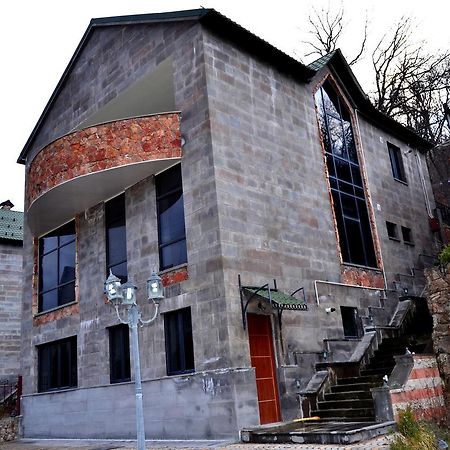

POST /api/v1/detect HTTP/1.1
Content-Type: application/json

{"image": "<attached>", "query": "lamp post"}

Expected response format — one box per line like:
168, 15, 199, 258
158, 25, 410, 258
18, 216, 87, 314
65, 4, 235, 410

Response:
104, 270, 164, 450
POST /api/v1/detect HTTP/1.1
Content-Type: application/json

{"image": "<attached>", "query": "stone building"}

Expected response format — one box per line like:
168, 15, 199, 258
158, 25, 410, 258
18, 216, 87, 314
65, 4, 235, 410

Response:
18, 9, 440, 440
0, 200, 23, 378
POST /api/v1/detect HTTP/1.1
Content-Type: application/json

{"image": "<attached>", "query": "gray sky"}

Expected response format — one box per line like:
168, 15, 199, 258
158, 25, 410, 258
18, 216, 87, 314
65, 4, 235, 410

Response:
1, 0, 449, 211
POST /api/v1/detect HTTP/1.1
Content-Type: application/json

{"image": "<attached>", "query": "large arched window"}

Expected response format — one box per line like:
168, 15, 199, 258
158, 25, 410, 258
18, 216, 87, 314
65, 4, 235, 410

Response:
315, 80, 377, 268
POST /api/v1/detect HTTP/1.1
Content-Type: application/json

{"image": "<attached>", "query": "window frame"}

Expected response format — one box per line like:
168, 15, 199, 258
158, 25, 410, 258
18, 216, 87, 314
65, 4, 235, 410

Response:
155, 165, 187, 271
105, 193, 128, 283
108, 324, 131, 384
386, 221, 400, 241
37, 336, 77, 392
401, 226, 414, 245
315, 79, 377, 268
387, 142, 407, 183
164, 307, 194, 376
38, 221, 76, 313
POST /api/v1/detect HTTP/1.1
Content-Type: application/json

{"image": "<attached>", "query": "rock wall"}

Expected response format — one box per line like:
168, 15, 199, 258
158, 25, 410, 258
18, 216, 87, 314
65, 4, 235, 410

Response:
0, 417, 19, 442
425, 266, 450, 423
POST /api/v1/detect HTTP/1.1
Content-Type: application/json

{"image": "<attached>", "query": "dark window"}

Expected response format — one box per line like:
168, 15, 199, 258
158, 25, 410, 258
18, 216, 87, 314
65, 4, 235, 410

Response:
315, 81, 377, 267
340, 306, 362, 338
38, 336, 77, 392
105, 193, 127, 282
401, 226, 414, 244
109, 325, 131, 384
387, 142, 407, 183
386, 221, 399, 240
38, 221, 76, 313
156, 165, 187, 271
164, 307, 194, 376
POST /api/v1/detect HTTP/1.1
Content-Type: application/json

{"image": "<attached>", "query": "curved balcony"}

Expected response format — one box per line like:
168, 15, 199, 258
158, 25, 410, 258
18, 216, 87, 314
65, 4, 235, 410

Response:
27, 113, 182, 236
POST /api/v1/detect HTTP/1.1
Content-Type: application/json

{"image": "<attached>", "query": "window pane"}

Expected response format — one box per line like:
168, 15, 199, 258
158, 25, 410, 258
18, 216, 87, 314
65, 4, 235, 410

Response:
341, 194, 358, 219
322, 83, 340, 118
341, 109, 358, 163
59, 282, 75, 305
335, 159, 352, 183
351, 166, 363, 187
110, 261, 128, 283
42, 236, 58, 255
158, 192, 186, 244
59, 241, 75, 285
40, 290, 58, 311
40, 251, 58, 292
326, 153, 335, 177
327, 115, 345, 158
161, 240, 187, 270
59, 223, 76, 245
156, 165, 183, 197
331, 191, 350, 263
107, 224, 127, 267
345, 218, 365, 265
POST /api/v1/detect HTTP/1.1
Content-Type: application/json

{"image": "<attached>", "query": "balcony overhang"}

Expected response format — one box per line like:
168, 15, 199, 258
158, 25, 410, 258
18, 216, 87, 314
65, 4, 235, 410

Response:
26, 113, 181, 236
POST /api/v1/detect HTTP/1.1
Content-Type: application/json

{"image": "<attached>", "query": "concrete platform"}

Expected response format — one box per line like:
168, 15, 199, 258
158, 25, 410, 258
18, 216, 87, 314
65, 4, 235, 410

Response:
241, 420, 396, 445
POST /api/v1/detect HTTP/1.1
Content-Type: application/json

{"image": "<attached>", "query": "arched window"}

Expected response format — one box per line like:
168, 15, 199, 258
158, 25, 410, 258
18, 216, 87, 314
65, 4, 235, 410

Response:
315, 80, 377, 268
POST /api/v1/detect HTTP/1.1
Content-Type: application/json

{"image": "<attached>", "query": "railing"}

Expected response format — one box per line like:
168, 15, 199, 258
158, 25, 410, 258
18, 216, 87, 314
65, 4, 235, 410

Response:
0, 375, 22, 417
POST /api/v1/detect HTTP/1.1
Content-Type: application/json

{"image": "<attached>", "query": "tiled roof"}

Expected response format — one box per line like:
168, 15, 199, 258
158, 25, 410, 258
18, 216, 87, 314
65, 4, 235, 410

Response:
0, 209, 24, 241
307, 51, 337, 71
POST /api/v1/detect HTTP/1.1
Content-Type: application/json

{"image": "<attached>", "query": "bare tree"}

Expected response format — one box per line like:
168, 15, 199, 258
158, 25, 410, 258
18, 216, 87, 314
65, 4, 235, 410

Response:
302, 7, 450, 144
303, 4, 367, 66
372, 17, 450, 143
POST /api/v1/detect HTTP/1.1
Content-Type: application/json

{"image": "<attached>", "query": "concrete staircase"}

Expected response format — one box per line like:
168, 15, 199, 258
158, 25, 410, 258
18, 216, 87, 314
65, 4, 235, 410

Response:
312, 336, 409, 422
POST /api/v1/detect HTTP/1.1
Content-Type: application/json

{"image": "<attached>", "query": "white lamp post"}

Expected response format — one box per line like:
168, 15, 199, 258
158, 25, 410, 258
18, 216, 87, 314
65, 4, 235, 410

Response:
104, 270, 164, 450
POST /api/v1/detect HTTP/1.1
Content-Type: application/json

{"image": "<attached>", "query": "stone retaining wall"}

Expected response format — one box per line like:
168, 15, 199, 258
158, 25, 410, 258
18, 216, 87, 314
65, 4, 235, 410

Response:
0, 417, 19, 442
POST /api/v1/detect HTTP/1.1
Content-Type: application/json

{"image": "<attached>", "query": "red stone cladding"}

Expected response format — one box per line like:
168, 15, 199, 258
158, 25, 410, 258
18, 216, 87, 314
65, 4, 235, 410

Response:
161, 265, 188, 287
390, 355, 446, 422
26, 113, 182, 207
341, 265, 385, 289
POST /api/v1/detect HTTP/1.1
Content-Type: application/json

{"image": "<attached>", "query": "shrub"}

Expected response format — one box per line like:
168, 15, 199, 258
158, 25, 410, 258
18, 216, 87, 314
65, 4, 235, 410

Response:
438, 244, 450, 266
390, 407, 438, 450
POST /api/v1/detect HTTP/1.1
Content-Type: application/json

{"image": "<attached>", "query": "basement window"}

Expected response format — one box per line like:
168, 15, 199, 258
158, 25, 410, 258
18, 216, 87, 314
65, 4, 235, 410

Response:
386, 221, 399, 241
109, 324, 130, 384
164, 307, 194, 376
38, 336, 77, 392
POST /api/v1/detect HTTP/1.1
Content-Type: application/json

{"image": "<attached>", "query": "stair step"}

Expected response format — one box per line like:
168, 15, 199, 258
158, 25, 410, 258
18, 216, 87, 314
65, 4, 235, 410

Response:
318, 399, 374, 409
331, 382, 382, 393
360, 367, 394, 376
312, 408, 375, 419
324, 390, 372, 401
338, 375, 380, 385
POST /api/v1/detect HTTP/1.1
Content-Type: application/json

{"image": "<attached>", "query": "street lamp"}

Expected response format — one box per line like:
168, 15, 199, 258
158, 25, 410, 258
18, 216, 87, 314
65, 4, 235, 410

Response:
104, 270, 164, 450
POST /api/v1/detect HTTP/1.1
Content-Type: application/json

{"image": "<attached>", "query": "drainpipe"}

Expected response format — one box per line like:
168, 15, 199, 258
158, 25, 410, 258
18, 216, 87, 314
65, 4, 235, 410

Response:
314, 279, 385, 305
414, 149, 433, 218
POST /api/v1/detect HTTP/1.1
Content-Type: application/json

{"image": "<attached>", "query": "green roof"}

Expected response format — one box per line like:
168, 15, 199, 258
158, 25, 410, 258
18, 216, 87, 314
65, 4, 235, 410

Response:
0, 209, 24, 241
307, 51, 337, 71
244, 287, 307, 311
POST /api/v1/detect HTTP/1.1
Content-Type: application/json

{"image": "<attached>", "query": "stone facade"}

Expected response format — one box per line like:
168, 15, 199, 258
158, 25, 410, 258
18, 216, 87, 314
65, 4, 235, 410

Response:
425, 266, 450, 423
0, 207, 23, 378
19, 10, 438, 440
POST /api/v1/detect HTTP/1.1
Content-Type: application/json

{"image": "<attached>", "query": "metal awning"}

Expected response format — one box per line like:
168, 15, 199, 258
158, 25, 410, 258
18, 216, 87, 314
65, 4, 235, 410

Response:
243, 288, 308, 311
238, 275, 307, 330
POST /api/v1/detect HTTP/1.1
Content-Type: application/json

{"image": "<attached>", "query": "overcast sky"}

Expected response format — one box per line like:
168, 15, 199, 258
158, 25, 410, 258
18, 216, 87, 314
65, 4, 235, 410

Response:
1, 0, 449, 211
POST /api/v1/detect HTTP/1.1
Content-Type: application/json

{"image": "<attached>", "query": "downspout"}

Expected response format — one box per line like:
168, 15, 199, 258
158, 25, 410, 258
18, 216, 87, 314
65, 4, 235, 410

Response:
414, 150, 433, 218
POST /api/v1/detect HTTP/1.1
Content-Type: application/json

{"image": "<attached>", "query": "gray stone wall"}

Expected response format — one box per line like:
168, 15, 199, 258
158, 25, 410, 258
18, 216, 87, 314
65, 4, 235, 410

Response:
0, 241, 22, 377
21, 368, 258, 439
356, 114, 436, 292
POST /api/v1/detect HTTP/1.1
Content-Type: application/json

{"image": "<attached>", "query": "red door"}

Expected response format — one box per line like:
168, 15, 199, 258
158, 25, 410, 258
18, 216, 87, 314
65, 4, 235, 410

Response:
247, 313, 281, 424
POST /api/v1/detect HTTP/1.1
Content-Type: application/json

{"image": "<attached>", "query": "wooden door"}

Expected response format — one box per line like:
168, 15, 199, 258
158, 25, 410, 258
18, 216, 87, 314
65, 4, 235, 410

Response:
247, 313, 281, 424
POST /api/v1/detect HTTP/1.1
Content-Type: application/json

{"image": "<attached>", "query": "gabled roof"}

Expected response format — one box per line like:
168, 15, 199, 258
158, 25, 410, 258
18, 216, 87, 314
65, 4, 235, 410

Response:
17, 8, 315, 164
0, 208, 24, 241
308, 49, 433, 151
